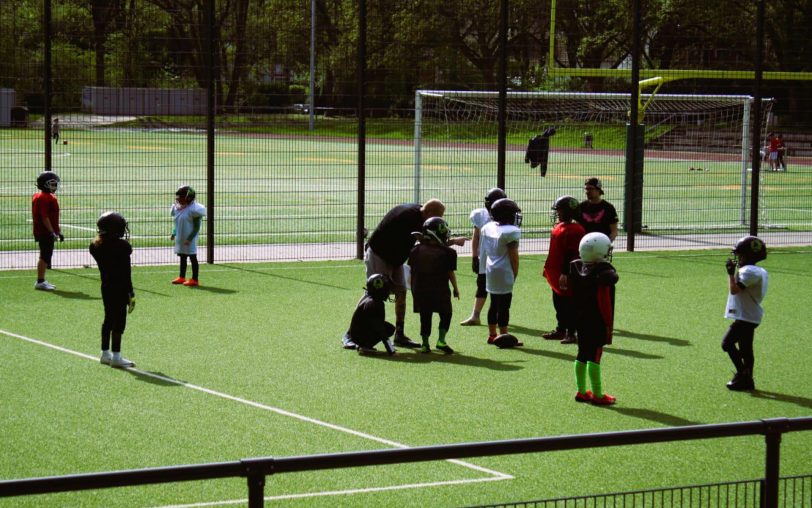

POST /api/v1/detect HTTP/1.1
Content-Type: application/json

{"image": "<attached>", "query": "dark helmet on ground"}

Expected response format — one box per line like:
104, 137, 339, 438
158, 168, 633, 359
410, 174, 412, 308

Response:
422, 217, 450, 245
366, 273, 393, 302
96, 211, 129, 239
175, 185, 196, 203
484, 188, 507, 212
490, 198, 522, 227
733, 236, 767, 263
552, 195, 579, 222
36, 171, 60, 192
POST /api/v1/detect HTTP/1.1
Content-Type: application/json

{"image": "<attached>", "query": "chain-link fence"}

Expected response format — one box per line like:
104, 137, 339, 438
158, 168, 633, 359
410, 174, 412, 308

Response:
1, 1, 810, 269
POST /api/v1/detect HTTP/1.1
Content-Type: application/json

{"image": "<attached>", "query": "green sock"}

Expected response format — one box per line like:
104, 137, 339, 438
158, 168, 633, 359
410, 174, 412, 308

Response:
437, 328, 448, 347
587, 361, 603, 398
575, 360, 587, 394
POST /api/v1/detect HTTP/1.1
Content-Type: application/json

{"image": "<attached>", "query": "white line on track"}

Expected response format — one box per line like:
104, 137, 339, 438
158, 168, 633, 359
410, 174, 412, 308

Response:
0, 329, 513, 504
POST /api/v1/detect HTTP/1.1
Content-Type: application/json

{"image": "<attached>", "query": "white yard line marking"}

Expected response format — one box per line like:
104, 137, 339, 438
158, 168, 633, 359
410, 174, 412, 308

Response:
156, 476, 508, 508
0, 329, 513, 483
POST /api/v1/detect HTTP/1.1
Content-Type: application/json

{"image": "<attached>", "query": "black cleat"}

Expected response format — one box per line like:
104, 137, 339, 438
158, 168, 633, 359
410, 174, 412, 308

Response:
726, 372, 755, 391
394, 334, 420, 348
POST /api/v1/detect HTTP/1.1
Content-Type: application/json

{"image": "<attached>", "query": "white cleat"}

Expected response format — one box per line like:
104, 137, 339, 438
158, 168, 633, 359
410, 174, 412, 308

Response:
110, 356, 135, 368
100, 351, 113, 365
34, 281, 56, 291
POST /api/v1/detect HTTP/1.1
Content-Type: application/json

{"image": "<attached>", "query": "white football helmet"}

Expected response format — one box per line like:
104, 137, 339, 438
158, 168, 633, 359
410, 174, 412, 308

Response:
579, 232, 613, 263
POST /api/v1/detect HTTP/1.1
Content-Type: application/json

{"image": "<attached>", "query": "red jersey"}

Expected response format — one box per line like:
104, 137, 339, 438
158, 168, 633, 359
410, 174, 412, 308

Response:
543, 221, 585, 295
769, 136, 780, 152
32, 191, 60, 237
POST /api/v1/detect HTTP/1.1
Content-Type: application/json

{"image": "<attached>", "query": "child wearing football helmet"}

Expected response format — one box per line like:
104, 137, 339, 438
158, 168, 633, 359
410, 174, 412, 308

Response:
542, 195, 586, 344
460, 188, 506, 326
32, 171, 63, 291
89, 212, 136, 368
480, 198, 523, 347
408, 217, 460, 353
170, 185, 206, 286
569, 232, 618, 405
349, 274, 397, 355
721, 236, 768, 391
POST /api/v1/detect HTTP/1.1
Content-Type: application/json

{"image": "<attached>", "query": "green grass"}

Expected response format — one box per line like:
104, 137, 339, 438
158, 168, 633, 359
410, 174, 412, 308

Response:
1, 248, 811, 506
3, 127, 810, 256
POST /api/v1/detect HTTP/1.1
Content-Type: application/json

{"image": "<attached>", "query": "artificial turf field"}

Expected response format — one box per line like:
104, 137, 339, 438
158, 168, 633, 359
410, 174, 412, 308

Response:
1, 248, 811, 507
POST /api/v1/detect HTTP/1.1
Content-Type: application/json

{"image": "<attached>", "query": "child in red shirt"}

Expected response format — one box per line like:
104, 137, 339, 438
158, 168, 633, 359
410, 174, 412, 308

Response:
32, 171, 63, 291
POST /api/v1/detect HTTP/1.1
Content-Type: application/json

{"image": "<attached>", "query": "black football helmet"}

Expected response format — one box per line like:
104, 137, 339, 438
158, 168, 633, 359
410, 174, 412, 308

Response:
422, 217, 450, 245
733, 236, 767, 264
96, 211, 129, 239
366, 273, 393, 302
490, 198, 522, 227
484, 188, 507, 212
552, 195, 579, 223
36, 171, 60, 192
175, 185, 196, 204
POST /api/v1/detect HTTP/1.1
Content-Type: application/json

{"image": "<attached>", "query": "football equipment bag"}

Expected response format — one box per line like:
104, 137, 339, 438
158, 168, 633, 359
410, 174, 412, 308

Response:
552, 195, 579, 223
422, 217, 450, 245
579, 232, 613, 263
484, 188, 507, 212
366, 273, 393, 302
97, 211, 129, 239
732, 236, 767, 264
490, 198, 522, 227
36, 171, 60, 192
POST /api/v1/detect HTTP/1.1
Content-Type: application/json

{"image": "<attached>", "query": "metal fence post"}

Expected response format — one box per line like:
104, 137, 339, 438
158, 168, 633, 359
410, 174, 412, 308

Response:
246, 472, 265, 508
762, 417, 789, 508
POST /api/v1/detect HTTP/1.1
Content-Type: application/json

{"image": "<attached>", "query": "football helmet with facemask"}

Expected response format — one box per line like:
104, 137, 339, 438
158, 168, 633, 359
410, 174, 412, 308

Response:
490, 198, 522, 227
366, 273, 393, 302
579, 232, 613, 263
422, 217, 450, 245
484, 188, 507, 212
175, 185, 196, 204
552, 195, 579, 223
96, 211, 129, 239
37, 171, 60, 192
732, 236, 767, 264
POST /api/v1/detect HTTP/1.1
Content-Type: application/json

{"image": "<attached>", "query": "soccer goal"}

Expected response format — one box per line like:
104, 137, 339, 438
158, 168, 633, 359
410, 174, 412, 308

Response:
414, 90, 775, 232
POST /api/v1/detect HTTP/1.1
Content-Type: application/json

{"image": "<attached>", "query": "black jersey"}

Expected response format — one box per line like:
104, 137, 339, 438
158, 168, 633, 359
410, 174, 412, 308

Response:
349, 294, 393, 347
569, 259, 618, 345
577, 200, 618, 236
408, 242, 457, 313
367, 203, 423, 266
89, 238, 134, 295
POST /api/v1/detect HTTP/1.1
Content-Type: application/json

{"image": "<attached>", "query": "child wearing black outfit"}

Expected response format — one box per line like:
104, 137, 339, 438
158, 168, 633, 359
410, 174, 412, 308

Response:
350, 274, 397, 355
89, 212, 136, 368
408, 217, 459, 354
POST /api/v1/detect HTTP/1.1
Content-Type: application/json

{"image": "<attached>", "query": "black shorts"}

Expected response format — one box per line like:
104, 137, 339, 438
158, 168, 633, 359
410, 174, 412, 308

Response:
36, 234, 55, 266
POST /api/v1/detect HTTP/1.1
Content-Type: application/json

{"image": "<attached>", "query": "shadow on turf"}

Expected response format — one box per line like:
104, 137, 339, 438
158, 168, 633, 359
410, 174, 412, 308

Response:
184, 285, 237, 294
511, 344, 662, 361
604, 406, 702, 426
52, 269, 172, 297
124, 369, 185, 387
356, 349, 524, 371
749, 389, 812, 410
614, 328, 691, 347
222, 264, 352, 290
50, 289, 99, 300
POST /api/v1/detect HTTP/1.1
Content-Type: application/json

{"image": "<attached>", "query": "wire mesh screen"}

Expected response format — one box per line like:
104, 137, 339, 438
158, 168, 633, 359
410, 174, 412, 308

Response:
1, 1, 810, 270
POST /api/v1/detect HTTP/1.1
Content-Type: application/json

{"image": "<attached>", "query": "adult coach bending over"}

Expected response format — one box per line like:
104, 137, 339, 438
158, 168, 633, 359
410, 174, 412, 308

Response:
343, 199, 464, 349
577, 177, 618, 241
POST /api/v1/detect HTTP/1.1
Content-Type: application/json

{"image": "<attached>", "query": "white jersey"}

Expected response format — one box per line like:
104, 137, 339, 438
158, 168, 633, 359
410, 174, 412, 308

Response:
725, 264, 768, 324
469, 207, 491, 275
172, 201, 206, 255
480, 222, 521, 294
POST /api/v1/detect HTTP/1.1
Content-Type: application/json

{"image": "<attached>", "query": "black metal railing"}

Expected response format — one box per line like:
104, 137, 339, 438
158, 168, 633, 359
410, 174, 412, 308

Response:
1, 417, 811, 507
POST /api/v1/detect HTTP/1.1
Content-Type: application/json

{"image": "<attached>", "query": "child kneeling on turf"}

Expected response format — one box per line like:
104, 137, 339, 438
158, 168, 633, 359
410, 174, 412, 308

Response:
89, 212, 136, 368
350, 274, 397, 355
721, 236, 768, 391
569, 232, 618, 405
408, 217, 460, 353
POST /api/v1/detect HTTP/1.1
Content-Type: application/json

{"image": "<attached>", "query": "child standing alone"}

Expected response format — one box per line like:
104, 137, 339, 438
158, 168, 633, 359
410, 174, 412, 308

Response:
89, 212, 136, 368
408, 217, 460, 353
170, 185, 206, 286
722, 236, 768, 391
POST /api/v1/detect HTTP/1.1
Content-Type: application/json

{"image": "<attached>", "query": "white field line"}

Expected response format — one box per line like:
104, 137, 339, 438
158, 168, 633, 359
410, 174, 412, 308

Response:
25, 219, 98, 232
0, 329, 513, 487
157, 476, 508, 508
